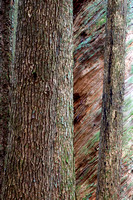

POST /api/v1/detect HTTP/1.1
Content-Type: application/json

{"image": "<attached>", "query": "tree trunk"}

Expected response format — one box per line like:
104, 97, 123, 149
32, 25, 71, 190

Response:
0, 0, 10, 195
2, 0, 75, 199
96, 0, 127, 199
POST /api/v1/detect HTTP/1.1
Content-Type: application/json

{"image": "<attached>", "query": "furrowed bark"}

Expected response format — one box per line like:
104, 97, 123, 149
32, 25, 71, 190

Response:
96, 0, 127, 199
2, 0, 75, 199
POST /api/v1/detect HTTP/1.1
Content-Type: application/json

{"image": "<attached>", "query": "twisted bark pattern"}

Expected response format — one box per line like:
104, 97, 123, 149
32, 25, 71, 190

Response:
73, 0, 133, 199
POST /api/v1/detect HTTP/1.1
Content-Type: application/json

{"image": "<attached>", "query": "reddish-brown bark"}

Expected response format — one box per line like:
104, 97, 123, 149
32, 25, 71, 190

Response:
73, 0, 132, 199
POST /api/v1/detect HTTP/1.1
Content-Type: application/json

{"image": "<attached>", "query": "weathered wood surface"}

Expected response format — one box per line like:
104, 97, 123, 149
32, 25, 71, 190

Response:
74, 0, 133, 199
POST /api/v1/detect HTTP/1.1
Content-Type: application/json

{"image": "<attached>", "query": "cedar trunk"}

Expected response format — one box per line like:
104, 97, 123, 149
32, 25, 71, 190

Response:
96, 0, 127, 199
2, 0, 75, 199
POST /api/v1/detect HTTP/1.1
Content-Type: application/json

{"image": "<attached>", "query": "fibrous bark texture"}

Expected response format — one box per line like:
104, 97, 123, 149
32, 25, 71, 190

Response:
96, 0, 127, 199
2, 0, 75, 199
73, 0, 133, 199
0, 0, 10, 195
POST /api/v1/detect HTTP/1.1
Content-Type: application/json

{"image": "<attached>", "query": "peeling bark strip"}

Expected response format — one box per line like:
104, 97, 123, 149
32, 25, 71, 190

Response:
96, 0, 127, 199
2, 0, 75, 199
0, 0, 10, 195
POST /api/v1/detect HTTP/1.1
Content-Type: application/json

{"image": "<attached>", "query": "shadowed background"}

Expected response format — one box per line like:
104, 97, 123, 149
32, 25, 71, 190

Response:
73, 0, 133, 199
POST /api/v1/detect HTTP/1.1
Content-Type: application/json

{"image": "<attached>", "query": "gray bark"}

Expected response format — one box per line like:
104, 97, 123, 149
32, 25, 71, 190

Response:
96, 0, 127, 199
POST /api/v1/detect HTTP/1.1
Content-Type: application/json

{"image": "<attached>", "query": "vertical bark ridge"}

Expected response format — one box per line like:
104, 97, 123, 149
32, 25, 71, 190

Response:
3, 0, 75, 199
73, 0, 132, 199
96, 0, 127, 199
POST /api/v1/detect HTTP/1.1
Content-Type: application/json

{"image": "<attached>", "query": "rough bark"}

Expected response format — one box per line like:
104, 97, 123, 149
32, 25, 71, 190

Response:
0, 0, 10, 195
73, 0, 132, 199
2, 0, 75, 199
96, 0, 127, 199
